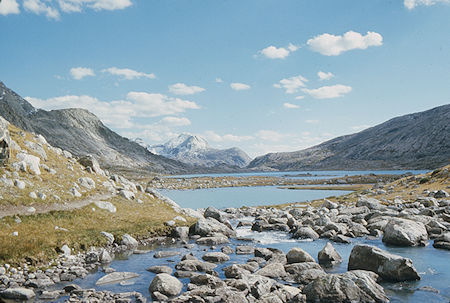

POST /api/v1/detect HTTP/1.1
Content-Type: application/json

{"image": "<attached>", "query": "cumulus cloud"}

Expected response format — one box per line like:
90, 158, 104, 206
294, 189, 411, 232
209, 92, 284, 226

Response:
318, 71, 334, 81
215, 78, 223, 83
295, 96, 305, 100
102, 67, 155, 80
70, 67, 95, 80
159, 116, 191, 127
203, 131, 253, 143
404, 0, 450, 9
230, 83, 251, 91
0, 0, 20, 15
25, 91, 200, 129
307, 31, 383, 56
274, 75, 308, 94
24, 0, 60, 19
259, 43, 299, 59
302, 84, 352, 99
169, 83, 205, 95
283, 103, 299, 109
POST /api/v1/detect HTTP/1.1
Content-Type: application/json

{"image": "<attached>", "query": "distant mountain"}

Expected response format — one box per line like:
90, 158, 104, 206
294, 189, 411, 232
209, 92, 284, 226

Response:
248, 104, 450, 171
0, 81, 191, 174
146, 133, 251, 168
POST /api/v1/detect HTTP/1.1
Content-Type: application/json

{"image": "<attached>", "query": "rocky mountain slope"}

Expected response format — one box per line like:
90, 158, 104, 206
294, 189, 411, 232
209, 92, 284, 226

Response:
147, 134, 251, 168
0, 81, 191, 174
248, 104, 450, 171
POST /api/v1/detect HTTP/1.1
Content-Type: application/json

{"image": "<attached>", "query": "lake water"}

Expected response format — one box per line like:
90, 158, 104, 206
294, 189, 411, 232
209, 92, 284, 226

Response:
64, 220, 450, 303
159, 186, 353, 209
166, 169, 429, 180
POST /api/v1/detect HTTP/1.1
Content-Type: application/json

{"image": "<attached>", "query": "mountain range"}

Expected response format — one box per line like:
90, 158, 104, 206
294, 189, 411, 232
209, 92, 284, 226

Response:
248, 104, 450, 171
145, 134, 251, 168
0, 81, 191, 174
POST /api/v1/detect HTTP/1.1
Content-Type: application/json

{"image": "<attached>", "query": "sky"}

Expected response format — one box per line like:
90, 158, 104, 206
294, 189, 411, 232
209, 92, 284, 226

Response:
1, 0, 449, 158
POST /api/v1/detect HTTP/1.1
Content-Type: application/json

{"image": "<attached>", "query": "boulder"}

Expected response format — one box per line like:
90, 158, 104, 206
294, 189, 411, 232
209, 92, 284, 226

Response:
357, 196, 384, 210
286, 247, 315, 264
321, 199, 338, 209
149, 273, 183, 298
382, 218, 428, 246
119, 190, 135, 200
196, 236, 230, 246
255, 262, 286, 278
154, 251, 180, 258
78, 177, 95, 189
0, 287, 35, 300
147, 266, 173, 274
175, 259, 217, 272
292, 226, 320, 240
204, 206, 227, 223
94, 201, 116, 213
121, 234, 139, 248
16, 152, 40, 175
96, 272, 139, 285
0, 116, 11, 165
202, 252, 230, 263
190, 218, 236, 237
303, 271, 389, 303
78, 155, 103, 174
172, 226, 189, 240
236, 245, 255, 255
433, 232, 450, 250
348, 244, 420, 281
318, 242, 342, 267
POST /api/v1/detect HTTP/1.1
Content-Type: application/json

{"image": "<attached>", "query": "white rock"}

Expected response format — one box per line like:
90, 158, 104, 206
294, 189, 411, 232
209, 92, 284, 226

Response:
16, 153, 41, 175
119, 190, 135, 200
61, 244, 71, 256
78, 177, 95, 190
29, 191, 37, 199
12, 231, 18, 236
14, 179, 26, 190
69, 187, 82, 197
96, 272, 139, 285
94, 201, 116, 213
27, 207, 36, 213
38, 192, 46, 200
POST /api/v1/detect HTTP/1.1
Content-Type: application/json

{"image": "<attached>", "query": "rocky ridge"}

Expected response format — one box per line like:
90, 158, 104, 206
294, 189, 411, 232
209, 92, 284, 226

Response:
0, 81, 191, 174
248, 104, 450, 171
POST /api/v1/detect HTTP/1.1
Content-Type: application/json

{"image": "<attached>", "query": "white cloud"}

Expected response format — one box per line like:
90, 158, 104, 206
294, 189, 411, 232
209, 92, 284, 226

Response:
203, 131, 253, 143
102, 67, 156, 80
302, 84, 352, 99
259, 43, 299, 59
0, 0, 20, 15
305, 119, 319, 124
159, 116, 191, 127
318, 71, 334, 81
404, 0, 450, 9
230, 83, 251, 91
283, 103, 299, 109
295, 96, 305, 100
70, 67, 95, 80
274, 75, 308, 94
25, 91, 200, 129
215, 78, 223, 83
307, 31, 383, 56
256, 130, 287, 142
169, 83, 205, 95
58, 0, 131, 12
24, 0, 60, 19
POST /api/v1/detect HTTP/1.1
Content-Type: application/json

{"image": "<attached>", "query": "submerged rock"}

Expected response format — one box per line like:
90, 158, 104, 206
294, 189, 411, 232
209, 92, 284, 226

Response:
96, 272, 139, 285
348, 244, 420, 281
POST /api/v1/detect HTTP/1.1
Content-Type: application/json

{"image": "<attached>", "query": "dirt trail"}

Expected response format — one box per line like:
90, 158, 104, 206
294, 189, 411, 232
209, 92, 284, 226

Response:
0, 193, 113, 219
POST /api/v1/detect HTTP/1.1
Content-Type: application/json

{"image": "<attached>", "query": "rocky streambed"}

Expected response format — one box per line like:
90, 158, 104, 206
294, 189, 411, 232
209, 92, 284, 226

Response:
1, 193, 450, 302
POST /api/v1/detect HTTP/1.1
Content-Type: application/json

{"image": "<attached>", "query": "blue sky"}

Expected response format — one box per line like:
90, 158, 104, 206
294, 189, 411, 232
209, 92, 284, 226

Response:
1, 0, 449, 157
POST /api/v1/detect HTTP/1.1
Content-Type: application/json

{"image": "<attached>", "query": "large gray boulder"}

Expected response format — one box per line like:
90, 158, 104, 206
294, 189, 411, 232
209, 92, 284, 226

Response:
96, 272, 140, 285
149, 273, 183, 298
189, 217, 236, 237
78, 154, 103, 174
433, 232, 450, 250
287, 247, 315, 264
303, 270, 389, 303
0, 287, 35, 300
348, 244, 420, 281
318, 242, 342, 267
382, 218, 428, 246
357, 196, 384, 210
292, 226, 320, 240
0, 116, 11, 165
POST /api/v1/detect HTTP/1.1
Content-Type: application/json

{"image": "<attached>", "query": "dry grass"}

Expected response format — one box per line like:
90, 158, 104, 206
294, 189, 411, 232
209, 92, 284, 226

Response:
0, 124, 107, 207
0, 192, 194, 265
